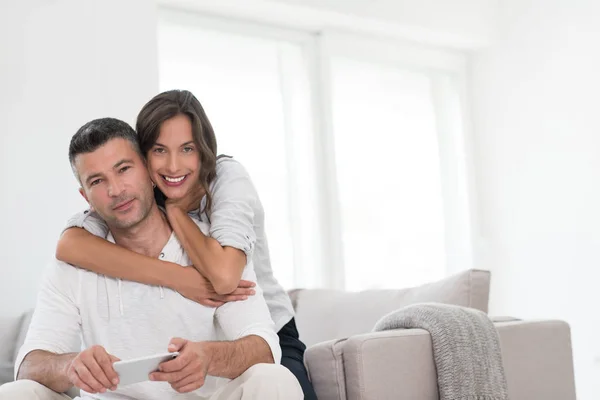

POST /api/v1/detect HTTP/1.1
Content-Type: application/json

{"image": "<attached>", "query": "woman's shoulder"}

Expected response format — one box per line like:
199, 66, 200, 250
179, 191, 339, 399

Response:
211, 156, 260, 204
215, 155, 251, 180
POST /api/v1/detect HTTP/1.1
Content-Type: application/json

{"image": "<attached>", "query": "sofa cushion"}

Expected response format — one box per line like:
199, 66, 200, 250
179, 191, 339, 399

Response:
294, 269, 490, 347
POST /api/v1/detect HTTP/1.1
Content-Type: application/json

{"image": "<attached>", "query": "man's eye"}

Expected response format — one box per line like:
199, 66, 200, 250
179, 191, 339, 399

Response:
119, 166, 130, 173
90, 179, 101, 186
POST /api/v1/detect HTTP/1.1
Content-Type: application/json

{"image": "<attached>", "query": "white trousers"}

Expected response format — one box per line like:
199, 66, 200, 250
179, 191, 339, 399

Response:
0, 364, 302, 400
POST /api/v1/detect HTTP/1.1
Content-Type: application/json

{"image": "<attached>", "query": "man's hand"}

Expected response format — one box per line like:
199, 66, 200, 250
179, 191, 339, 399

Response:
165, 184, 205, 213
150, 338, 211, 393
66, 345, 120, 394
176, 267, 255, 307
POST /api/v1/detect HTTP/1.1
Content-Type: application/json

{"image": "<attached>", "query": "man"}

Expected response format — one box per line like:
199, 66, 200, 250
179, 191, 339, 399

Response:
0, 118, 302, 400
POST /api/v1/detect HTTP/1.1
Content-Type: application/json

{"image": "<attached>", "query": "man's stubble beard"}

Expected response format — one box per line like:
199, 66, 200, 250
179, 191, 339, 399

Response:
102, 185, 156, 230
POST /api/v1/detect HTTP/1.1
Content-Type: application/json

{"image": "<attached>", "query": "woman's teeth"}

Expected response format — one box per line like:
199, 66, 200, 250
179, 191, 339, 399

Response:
163, 175, 186, 183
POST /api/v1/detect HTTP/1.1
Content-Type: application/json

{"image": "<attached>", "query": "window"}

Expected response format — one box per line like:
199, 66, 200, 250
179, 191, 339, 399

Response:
330, 56, 446, 290
157, 9, 472, 290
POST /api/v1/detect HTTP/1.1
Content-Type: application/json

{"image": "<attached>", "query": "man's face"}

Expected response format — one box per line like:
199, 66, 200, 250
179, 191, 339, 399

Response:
75, 138, 155, 230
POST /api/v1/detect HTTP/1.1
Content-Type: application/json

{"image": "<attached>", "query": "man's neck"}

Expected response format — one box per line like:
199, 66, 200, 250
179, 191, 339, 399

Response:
110, 205, 172, 258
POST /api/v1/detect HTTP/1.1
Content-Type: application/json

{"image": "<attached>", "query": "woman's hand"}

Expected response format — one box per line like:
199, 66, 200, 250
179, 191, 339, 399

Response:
150, 338, 211, 393
175, 267, 255, 307
164, 184, 205, 213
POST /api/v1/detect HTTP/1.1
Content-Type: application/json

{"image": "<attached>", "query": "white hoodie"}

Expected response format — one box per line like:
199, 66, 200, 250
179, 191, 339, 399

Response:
15, 219, 280, 400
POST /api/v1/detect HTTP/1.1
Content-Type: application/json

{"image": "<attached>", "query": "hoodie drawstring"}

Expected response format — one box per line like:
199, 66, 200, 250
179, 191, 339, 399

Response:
101, 275, 110, 321
117, 279, 124, 316
159, 252, 165, 299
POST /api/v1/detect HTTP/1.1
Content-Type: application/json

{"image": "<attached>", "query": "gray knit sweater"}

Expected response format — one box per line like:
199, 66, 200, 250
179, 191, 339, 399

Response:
373, 303, 509, 400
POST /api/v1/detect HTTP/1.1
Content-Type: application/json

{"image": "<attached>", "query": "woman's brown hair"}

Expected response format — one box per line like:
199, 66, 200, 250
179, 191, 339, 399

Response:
136, 90, 218, 214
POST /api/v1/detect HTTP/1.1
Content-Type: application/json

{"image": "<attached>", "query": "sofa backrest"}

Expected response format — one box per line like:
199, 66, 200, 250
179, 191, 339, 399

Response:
0, 313, 29, 384
290, 269, 491, 347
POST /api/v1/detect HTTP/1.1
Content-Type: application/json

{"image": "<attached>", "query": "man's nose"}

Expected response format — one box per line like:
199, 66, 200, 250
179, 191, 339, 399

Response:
107, 178, 125, 197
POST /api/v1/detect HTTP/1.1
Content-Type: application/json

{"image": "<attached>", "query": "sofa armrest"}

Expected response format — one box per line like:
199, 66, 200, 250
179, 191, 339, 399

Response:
307, 319, 576, 400
305, 338, 349, 400
343, 328, 438, 400
305, 329, 438, 400
495, 320, 576, 400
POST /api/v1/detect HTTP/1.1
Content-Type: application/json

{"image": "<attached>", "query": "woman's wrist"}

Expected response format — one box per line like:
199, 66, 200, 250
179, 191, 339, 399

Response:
152, 258, 182, 288
165, 202, 183, 216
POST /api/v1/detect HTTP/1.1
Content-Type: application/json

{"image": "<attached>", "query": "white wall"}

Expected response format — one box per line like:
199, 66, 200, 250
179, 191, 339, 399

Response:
159, 0, 498, 49
471, 0, 600, 397
0, 0, 158, 318
270, 0, 498, 47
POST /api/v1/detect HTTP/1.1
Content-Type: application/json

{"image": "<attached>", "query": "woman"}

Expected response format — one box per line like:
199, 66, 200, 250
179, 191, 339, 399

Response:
56, 90, 317, 399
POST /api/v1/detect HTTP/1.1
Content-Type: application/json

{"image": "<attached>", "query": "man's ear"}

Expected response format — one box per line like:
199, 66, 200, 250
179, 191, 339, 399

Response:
79, 188, 94, 212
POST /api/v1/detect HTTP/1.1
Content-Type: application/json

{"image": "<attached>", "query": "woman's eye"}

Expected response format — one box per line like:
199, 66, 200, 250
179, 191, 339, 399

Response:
153, 147, 166, 154
183, 146, 194, 153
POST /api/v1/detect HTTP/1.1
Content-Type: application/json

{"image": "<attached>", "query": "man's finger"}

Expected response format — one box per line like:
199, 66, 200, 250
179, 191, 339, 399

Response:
171, 372, 203, 390
168, 337, 187, 352
176, 380, 205, 394
237, 280, 256, 288
83, 350, 115, 390
159, 352, 190, 373
86, 358, 113, 390
68, 367, 94, 393
109, 354, 121, 363
70, 372, 96, 394
150, 369, 188, 383
74, 362, 105, 393
96, 351, 120, 388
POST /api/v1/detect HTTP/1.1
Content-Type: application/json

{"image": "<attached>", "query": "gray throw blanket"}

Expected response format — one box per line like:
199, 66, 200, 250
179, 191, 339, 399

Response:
373, 303, 509, 400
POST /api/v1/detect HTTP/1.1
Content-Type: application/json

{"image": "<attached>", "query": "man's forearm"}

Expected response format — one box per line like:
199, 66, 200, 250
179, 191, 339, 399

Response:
206, 335, 274, 379
17, 350, 76, 393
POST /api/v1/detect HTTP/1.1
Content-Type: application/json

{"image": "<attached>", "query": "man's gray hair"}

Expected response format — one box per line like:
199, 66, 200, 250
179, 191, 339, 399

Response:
69, 118, 142, 182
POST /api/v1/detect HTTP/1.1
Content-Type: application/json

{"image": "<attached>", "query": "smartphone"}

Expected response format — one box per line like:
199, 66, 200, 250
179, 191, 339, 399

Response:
113, 351, 179, 386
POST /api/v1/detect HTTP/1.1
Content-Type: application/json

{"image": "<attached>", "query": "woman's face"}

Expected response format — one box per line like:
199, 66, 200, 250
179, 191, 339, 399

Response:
146, 114, 201, 200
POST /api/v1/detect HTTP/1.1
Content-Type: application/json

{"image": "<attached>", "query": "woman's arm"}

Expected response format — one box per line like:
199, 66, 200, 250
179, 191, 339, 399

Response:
164, 159, 260, 295
57, 228, 178, 286
56, 228, 253, 306
165, 205, 246, 295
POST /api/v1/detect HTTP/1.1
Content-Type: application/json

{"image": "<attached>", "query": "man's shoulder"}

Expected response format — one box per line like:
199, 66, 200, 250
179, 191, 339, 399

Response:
45, 258, 85, 280
38, 258, 83, 296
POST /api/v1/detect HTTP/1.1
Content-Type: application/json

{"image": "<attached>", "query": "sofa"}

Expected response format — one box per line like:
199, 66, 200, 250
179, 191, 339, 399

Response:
290, 269, 577, 400
0, 269, 577, 399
